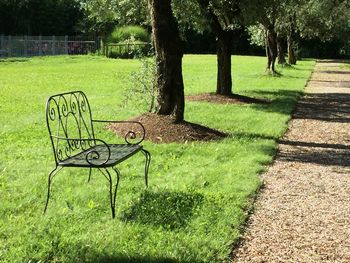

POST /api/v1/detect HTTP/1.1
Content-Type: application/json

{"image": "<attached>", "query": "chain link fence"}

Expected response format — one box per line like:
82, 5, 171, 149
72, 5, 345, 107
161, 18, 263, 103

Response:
0, 35, 101, 58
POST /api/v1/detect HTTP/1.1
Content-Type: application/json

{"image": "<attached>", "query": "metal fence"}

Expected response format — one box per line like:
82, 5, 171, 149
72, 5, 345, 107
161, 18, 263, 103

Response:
0, 35, 100, 58
105, 42, 152, 58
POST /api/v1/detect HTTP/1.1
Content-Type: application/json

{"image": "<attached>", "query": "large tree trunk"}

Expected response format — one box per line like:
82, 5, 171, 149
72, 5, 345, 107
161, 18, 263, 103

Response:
216, 33, 233, 95
277, 35, 286, 65
288, 14, 297, 65
148, 0, 185, 122
265, 27, 278, 73
287, 35, 297, 65
198, 0, 233, 95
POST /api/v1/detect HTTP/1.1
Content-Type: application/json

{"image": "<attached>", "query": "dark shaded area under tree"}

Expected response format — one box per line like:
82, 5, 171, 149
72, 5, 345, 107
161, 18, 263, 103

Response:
0, 0, 83, 35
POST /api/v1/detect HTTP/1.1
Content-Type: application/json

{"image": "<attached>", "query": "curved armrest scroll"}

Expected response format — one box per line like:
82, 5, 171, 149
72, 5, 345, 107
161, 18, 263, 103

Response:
51, 136, 111, 166
92, 119, 146, 145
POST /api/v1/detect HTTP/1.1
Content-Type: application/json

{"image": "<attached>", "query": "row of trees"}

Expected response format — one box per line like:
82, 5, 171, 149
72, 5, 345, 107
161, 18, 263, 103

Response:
147, 0, 350, 122
79, 0, 350, 121
2, 0, 350, 123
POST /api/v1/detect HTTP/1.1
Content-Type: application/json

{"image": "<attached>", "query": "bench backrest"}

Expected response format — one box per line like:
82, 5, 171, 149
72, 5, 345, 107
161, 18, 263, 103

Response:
46, 91, 95, 164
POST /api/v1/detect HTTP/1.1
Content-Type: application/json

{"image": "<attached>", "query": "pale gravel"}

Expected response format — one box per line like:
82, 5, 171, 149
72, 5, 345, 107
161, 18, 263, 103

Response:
232, 61, 350, 263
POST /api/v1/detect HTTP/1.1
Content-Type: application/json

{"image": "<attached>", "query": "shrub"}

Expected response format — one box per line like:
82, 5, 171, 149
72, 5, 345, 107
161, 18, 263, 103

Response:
106, 25, 151, 58
107, 37, 153, 59
107, 25, 150, 43
121, 57, 157, 112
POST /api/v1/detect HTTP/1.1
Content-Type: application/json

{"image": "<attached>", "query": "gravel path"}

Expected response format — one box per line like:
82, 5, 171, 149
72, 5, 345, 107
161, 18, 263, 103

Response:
232, 60, 350, 262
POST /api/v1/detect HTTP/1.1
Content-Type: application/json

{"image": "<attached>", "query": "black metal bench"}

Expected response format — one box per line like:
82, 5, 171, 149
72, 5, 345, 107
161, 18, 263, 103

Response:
44, 91, 151, 218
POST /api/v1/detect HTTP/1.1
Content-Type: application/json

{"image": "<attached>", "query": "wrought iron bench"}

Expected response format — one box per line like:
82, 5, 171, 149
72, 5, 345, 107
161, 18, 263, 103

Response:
44, 91, 151, 218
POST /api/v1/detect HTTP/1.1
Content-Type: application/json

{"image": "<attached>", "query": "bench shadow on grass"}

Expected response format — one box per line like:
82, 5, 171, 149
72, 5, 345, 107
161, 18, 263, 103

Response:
121, 190, 204, 230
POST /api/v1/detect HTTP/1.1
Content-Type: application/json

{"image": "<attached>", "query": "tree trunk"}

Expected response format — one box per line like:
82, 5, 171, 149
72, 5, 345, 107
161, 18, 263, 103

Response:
277, 35, 286, 65
148, 0, 185, 122
287, 35, 297, 65
265, 27, 278, 73
198, 0, 233, 95
288, 14, 297, 65
216, 33, 232, 95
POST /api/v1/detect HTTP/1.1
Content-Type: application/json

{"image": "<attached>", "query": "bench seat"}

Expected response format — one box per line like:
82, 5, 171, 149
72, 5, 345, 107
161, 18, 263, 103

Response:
58, 144, 142, 167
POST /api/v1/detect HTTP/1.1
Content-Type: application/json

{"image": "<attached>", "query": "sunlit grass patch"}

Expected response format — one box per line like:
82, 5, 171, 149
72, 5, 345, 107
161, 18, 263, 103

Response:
0, 55, 314, 262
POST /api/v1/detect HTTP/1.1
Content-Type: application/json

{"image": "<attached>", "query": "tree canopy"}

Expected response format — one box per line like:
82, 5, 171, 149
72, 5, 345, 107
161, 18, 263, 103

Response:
0, 0, 83, 35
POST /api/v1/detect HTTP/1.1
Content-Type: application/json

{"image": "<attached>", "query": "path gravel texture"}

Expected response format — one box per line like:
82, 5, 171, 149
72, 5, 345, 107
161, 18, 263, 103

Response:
232, 61, 350, 262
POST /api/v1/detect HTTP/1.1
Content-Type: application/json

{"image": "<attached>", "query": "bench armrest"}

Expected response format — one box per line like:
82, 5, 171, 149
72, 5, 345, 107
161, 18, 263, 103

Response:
92, 119, 145, 145
51, 136, 111, 166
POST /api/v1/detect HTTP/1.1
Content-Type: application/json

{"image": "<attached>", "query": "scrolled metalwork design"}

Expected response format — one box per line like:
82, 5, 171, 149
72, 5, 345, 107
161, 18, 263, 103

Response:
45, 91, 152, 218
92, 120, 146, 145
46, 91, 95, 164
49, 106, 56, 121
123, 122, 145, 145
51, 136, 111, 166
56, 149, 63, 161
125, 130, 137, 144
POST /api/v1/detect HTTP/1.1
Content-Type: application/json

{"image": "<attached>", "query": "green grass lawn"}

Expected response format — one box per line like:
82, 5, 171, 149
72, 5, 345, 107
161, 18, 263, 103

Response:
0, 55, 314, 262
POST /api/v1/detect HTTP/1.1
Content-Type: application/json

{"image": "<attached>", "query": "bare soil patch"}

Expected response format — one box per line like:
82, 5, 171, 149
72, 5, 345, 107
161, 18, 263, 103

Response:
186, 93, 270, 105
109, 113, 227, 144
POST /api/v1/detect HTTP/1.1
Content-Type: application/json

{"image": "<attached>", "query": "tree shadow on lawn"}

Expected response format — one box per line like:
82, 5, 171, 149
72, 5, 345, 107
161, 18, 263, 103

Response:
121, 190, 204, 230
247, 89, 303, 116
230, 131, 277, 141
280, 64, 312, 71
248, 89, 350, 123
186, 92, 271, 105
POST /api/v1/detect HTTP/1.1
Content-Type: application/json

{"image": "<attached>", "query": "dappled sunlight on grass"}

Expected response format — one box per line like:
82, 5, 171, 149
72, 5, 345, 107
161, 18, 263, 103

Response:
0, 55, 314, 262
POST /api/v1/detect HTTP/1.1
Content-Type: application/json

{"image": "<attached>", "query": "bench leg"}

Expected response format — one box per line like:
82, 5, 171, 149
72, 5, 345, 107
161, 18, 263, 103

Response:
43, 166, 63, 214
141, 149, 151, 188
100, 167, 120, 219
87, 167, 92, 183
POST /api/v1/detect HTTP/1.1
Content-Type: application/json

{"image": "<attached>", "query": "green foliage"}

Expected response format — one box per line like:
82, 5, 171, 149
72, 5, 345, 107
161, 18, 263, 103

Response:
122, 57, 157, 111
247, 24, 266, 47
107, 25, 150, 43
80, 0, 149, 35
297, 0, 350, 41
107, 41, 152, 59
105, 25, 151, 58
0, 55, 314, 262
0, 0, 83, 35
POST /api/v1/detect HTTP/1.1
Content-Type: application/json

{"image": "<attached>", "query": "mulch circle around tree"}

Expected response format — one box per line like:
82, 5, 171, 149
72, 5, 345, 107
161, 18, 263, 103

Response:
109, 113, 227, 144
186, 92, 271, 105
